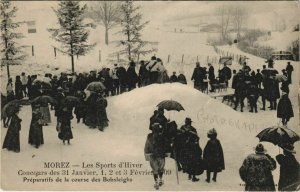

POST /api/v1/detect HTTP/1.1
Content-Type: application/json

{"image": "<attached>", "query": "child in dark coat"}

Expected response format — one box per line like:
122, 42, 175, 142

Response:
277, 92, 294, 125
203, 128, 225, 183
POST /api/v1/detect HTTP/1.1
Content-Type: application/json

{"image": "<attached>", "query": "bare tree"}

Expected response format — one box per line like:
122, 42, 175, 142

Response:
218, 5, 231, 42
231, 5, 248, 41
88, 1, 122, 45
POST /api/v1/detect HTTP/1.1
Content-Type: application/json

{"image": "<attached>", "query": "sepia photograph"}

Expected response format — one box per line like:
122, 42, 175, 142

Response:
1, 0, 299, 191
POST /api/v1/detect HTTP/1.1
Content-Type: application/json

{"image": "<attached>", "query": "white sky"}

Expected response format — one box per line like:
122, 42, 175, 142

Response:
13, 1, 300, 29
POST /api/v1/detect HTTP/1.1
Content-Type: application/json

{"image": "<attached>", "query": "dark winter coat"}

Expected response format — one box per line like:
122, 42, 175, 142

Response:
276, 153, 300, 191
127, 66, 138, 89
85, 93, 98, 128
95, 96, 108, 129
208, 66, 215, 82
220, 66, 232, 81
138, 65, 150, 86
177, 74, 187, 84
277, 94, 294, 119
15, 80, 23, 100
203, 138, 225, 172
239, 153, 276, 191
286, 64, 294, 84
28, 109, 44, 147
74, 77, 87, 92
117, 67, 127, 87
2, 114, 21, 152
144, 132, 168, 158
180, 125, 203, 175
170, 75, 178, 83
58, 110, 73, 141
192, 67, 205, 85
74, 91, 87, 120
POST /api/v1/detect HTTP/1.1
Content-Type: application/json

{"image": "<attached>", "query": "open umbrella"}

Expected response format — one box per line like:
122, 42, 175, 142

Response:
256, 126, 300, 146
86, 81, 106, 92
1, 100, 21, 119
157, 100, 184, 112
30, 95, 57, 105
157, 99, 184, 185
64, 96, 81, 108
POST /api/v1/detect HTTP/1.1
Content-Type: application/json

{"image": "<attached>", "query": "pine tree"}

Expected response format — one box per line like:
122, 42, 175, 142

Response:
48, 1, 95, 73
1, 0, 26, 78
116, 0, 156, 61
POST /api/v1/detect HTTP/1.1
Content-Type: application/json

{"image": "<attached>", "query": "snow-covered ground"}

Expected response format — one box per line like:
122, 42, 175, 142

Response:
1, 2, 300, 191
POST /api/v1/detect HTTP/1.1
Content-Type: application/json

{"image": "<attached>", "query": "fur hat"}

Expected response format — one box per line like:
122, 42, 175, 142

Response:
185, 117, 192, 123
208, 128, 217, 135
255, 143, 267, 154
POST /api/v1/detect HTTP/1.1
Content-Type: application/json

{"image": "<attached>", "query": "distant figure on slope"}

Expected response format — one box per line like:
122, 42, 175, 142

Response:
177, 71, 187, 84
239, 143, 276, 191
126, 61, 139, 91
285, 62, 294, 84
208, 63, 215, 92
277, 92, 294, 126
170, 72, 178, 83
203, 128, 225, 183
147, 56, 159, 84
144, 123, 168, 190
191, 62, 205, 91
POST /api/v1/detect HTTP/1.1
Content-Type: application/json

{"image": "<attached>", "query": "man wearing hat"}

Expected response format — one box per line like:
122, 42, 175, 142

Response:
276, 143, 300, 191
180, 118, 203, 181
239, 143, 276, 191
285, 61, 293, 84
144, 123, 168, 190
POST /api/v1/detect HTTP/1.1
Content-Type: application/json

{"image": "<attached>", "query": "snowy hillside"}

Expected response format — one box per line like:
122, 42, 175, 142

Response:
2, 83, 298, 191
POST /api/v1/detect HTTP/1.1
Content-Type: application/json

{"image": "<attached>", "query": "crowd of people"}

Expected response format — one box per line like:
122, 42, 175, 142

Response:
190, 59, 294, 125
145, 108, 225, 189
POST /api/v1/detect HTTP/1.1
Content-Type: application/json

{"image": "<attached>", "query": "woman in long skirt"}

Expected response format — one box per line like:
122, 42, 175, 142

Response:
39, 101, 51, 126
96, 93, 109, 131
58, 107, 73, 144
2, 109, 22, 152
28, 104, 44, 148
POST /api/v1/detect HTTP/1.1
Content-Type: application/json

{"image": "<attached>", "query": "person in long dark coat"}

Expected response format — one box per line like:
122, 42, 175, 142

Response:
15, 75, 23, 100
180, 117, 203, 182
85, 92, 98, 128
177, 72, 187, 84
203, 128, 225, 183
285, 62, 294, 84
58, 107, 73, 144
95, 92, 109, 131
280, 70, 289, 94
247, 84, 259, 113
2, 108, 21, 152
276, 143, 300, 191
170, 72, 178, 83
208, 63, 215, 92
28, 104, 44, 148
191, 62, 205, 91
127, 61, 139, 91
138, 60, 150, 87
117, 64, 128, 93
233, 71, 246, 112
239, 143, 276, 191
74, 91, 87, 123
149, 110, 159, 130
220, 64, 232, 87
277, 92, 294, 125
